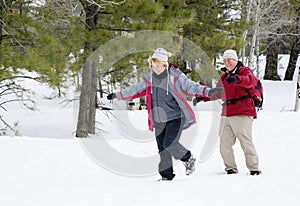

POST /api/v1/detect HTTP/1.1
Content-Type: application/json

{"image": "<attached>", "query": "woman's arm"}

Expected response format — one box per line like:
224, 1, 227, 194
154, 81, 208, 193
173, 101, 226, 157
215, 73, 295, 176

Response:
178, 72, 209, 97
115, 80, 148, 101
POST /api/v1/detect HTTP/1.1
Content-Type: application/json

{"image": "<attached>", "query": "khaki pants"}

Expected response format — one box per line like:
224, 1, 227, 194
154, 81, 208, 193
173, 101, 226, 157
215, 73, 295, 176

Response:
219, 116, 260, 172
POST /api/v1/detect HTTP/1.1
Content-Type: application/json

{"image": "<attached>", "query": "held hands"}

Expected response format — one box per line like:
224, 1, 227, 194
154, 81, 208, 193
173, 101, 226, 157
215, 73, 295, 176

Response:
107, 93, 116, 100
226, 75, 239, 83
208, 87, 223, 97
193, 87, 223, 106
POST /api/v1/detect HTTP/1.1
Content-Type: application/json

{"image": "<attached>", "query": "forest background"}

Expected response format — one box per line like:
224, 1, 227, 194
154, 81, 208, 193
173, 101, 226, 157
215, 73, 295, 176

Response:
0, 0, 299, 137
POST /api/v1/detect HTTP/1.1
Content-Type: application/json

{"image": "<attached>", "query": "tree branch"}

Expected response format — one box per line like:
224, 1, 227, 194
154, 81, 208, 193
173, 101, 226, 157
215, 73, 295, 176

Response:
0, 115, 15, 133
86, 0, 126, 8
0, 98, 33, 108
0, 75, 43, 83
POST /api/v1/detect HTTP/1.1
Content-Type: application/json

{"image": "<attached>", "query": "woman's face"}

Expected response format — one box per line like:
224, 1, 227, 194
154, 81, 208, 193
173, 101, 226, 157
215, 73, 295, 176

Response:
224, 58, 238, 71
151, 61, 166, 75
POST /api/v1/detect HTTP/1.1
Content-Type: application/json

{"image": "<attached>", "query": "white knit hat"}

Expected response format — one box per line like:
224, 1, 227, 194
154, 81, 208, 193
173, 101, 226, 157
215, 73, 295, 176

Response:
151, 48, 172, 64
223, 49, 238, 61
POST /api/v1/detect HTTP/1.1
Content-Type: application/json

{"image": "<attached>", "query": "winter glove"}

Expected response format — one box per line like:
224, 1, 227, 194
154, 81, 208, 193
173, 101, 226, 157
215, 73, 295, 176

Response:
207, 87, 223, 97
107, 93, 116, 100
226, 75, 239, 83
193, 97, 205, 106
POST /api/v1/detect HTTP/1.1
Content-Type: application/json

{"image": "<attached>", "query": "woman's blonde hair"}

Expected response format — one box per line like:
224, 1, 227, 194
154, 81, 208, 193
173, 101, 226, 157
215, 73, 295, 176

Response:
148, 56, 167, 68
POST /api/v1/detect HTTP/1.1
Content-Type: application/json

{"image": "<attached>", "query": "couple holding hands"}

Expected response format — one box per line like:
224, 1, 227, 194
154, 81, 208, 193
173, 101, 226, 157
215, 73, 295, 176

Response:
107, 48, 261, 180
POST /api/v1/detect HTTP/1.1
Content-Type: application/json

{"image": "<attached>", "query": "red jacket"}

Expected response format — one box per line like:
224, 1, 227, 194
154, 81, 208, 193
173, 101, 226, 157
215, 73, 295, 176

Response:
212, 62, 257, 117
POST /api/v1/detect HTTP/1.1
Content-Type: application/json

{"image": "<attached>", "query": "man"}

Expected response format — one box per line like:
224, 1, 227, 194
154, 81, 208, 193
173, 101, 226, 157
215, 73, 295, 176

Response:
209, 50, 261, 175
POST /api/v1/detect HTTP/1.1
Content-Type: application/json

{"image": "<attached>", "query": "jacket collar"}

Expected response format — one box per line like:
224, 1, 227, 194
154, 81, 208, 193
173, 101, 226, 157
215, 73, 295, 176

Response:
222, 61, 243, 74
152, 69, 168, 79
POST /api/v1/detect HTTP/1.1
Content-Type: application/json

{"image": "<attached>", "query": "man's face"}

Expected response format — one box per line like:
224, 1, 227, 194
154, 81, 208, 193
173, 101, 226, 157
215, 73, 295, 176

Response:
224, 58, 238, 71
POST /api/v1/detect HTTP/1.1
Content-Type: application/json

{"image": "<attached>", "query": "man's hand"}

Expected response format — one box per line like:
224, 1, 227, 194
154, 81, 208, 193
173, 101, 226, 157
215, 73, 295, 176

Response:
226, 75, 239, 83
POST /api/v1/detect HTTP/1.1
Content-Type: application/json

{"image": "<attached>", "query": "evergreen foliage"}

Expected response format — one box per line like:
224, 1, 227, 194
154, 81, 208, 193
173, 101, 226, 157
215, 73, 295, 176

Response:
96, 0, 196, 86
0, 0, 85, 93
1, 0, 250, 92
184, 0, 248, 60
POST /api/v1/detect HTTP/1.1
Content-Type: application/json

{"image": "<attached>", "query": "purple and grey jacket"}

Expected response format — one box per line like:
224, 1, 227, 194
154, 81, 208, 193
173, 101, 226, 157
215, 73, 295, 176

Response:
114, 66, 209, 131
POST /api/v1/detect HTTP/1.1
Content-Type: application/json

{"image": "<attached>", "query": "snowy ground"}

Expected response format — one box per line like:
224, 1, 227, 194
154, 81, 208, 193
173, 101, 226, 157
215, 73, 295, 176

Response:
1, 111, 300, 206
1, 77, 300, 206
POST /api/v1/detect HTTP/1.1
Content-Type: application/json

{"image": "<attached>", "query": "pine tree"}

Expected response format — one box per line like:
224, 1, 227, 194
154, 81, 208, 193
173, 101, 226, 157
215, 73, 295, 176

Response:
0, 1, 50, 130
183, 0, 247, 85
0, 0, 85, 132
0, 0, 84, 93
75, 0, 196, 137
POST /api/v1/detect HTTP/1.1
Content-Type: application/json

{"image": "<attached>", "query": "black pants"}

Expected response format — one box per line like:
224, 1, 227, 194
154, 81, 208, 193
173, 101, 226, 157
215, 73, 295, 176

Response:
155, 118, 191, 180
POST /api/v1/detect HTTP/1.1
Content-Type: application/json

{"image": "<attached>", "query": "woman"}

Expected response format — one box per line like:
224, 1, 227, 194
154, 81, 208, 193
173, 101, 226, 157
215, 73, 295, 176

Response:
107, 48, 222, 180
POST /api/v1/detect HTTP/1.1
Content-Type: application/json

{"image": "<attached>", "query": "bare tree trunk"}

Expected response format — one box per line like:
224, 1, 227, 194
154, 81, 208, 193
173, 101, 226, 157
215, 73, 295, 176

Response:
0, 0, 3, 45
284, 39, 300, 81
76, 60, 97, 137
264, 36, 281, 80
76, 0, 99, 137
76, 62, 92, 137
255, 37, 260, 77
284, 6, 300, 81
241, 0, 252, 65
98, 77, 103, 98
248, 0, 260, 69
88, 61, 97, 134
294, 65, 299, 111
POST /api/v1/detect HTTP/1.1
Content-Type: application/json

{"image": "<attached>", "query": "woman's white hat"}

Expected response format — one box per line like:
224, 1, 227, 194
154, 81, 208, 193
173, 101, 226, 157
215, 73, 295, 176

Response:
151, 48, 172, 63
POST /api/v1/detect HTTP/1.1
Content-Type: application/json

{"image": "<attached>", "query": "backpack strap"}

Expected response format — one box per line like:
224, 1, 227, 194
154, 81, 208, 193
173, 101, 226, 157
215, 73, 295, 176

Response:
221, 63, 253, 107
234, 65, 241, 75
222, 95, 251, 106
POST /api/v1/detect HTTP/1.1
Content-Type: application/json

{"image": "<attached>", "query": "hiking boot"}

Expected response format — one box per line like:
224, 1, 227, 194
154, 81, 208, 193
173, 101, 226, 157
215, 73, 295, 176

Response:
226, 169, 238, 174
157, 177, 173, 181
250, 170, 261, 176
184, 156, 196, 175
